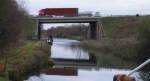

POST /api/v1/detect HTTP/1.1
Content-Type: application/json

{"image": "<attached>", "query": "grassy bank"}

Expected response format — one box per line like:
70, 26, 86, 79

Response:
0, 77, 8, 81
81, 39, 137, 62
101, 15, 150, 38
0, 41, 53, 81
81, 15, 150, 64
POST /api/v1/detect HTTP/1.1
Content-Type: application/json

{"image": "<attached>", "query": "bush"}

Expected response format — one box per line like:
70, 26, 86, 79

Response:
0, 0, 36, 53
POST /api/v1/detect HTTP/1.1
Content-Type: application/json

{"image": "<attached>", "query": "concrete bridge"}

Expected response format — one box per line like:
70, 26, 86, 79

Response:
36, 16, 104, 40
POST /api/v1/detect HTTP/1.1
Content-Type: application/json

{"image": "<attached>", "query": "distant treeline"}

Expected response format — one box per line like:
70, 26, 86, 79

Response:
44, 24, 89, 40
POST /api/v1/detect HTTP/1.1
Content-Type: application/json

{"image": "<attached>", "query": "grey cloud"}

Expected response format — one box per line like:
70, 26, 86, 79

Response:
17, 0, 150, 16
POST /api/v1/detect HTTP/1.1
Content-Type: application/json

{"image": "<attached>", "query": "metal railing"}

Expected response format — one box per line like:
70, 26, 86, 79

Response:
128, 59, 150, 76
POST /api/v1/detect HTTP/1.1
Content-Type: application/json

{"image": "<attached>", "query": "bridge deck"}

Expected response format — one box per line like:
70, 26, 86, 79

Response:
36, 16, 101, 23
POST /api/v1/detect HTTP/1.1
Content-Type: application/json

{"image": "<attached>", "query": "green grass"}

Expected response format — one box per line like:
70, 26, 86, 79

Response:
81, 15, 150, 64
81, 39, 137, 68
81, 39, 137, 60
0, 77, 8, 81
0, 41, 53, 81
101, 16, 150, 38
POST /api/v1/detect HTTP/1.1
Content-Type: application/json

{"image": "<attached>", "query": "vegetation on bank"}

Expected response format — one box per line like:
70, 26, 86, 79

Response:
101, 16, 150, 38
80, 16, 150, 80
0, 0, 36, 51
0, 41, 53, 81
0, 77, 8, 81
0, 0, 53, 81
81, 16, 150, 67
81, 39, 137, 61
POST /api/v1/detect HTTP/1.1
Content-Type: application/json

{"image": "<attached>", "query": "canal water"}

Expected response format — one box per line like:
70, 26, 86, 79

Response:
51, 38, 89, 60
26, 38, 138, 81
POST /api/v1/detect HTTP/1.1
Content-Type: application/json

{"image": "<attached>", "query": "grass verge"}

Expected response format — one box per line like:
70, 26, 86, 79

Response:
81, 38, 138, 62
0, 77, 8, 81
0, 41, 53, 81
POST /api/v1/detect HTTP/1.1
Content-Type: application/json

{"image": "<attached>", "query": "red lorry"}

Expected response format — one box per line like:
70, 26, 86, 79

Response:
39, 8, 78, 17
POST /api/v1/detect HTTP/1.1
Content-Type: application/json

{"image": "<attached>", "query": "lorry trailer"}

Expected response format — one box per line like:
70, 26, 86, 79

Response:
39, 8, 78, 17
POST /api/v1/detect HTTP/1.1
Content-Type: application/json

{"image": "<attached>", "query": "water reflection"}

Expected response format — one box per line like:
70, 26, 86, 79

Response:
40, 67, 78, 76
26, 38, 136, 81
51, 38, 134, 69
26, 68, 131, 81
51, 38, 89, 60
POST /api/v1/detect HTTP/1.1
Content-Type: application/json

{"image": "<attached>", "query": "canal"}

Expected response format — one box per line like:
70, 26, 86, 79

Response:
25, 38, 139, 81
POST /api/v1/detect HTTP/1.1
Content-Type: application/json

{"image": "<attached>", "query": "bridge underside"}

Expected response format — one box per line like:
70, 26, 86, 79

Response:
36, 16, 104, 40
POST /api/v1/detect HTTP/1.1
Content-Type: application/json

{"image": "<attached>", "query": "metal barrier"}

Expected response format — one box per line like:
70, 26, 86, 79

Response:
128, 59, 150, 76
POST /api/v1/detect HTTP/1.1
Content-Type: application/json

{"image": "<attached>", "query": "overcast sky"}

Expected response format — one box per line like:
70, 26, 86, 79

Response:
17, 0, 150, 16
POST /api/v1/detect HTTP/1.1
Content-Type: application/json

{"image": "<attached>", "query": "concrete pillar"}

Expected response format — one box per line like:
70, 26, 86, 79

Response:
88, 19, 104, 40
96, 19, 104, 40
89, 22, 97, 39
87, 26, 91, 39
38, 22, 42, 40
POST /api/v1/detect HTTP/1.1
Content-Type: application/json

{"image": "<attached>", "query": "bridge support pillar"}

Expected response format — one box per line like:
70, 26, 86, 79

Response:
96, 19, 104, 40
38, 22, 42, 40
88, 22, 96, 39
88, 19, 104, 40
